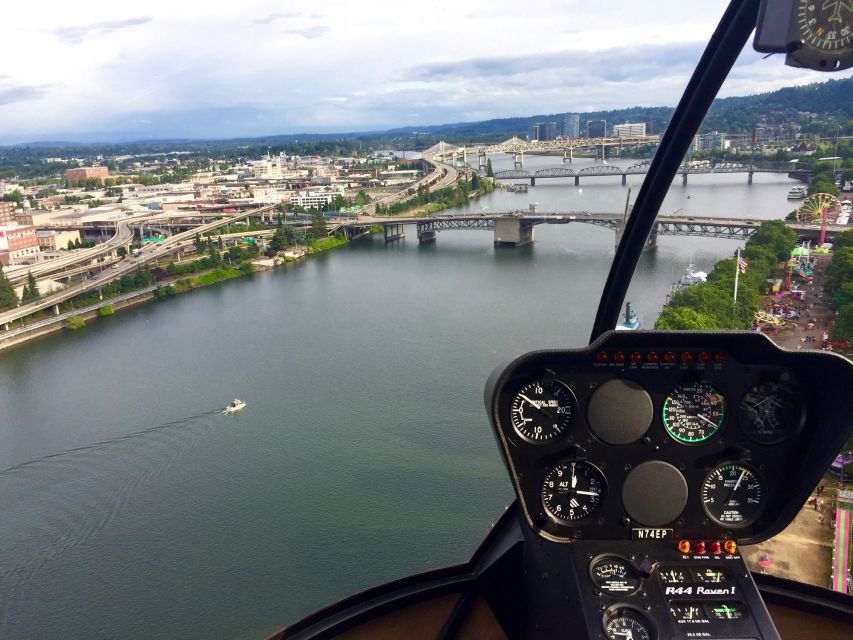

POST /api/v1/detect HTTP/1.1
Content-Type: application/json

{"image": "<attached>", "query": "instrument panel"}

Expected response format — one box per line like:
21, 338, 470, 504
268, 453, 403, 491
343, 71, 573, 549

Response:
484, 331, 853, 545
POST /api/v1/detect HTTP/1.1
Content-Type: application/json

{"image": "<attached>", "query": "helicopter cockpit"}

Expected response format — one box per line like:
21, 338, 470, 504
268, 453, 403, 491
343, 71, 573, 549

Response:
274, 1, 853, 639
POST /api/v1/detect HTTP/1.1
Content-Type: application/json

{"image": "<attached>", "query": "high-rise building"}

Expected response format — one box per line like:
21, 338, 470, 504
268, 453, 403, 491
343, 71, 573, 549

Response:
612, 123, 647, 138
586, 119, 606, 138
545, 122, 557, 141
0, 201, 15, 226
563, 114, 580, 138
529, 123, 544, 141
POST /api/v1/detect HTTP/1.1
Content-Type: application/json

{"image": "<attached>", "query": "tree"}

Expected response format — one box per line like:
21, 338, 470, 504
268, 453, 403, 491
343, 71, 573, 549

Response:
311, 210, 327, 238
194, 233, 204, 252
748, 220, 797, 261
355, 190, 370, 206
116, 246, 127, 258
833, 229, 853, 253
21, 272, 40, 304
67, 239, 75, 250
1, 190, 23, 206
486, 158, 494, 178
0, 270, 18, 311
832, 304, 853, 342
826, 247, 853, 301
655, 306, 719, 330
269, 227, 286, 254
328, 194, 347, 212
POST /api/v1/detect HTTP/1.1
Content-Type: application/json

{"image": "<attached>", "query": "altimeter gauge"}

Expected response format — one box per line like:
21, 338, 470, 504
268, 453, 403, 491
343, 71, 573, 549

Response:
541, 460, 606, 524
510, 378, 577, 443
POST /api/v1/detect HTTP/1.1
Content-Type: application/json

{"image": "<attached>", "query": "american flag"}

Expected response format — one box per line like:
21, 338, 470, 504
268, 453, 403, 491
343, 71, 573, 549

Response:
738, 256, 748, 274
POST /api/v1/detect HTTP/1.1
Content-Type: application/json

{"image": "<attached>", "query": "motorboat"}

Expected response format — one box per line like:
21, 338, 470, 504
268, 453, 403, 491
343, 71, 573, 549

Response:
273, 2, 853, 638
223, 399, 246, 414
787, 186, 806, 200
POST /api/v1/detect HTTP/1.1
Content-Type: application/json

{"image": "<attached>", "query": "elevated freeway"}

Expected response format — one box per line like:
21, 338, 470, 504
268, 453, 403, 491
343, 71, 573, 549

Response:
0, 205, 275, 327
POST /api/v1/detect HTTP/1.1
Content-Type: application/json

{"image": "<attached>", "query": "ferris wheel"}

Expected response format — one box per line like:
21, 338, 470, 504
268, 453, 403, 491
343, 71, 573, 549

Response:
796, 193, 841, 246
796, 193, 841, 223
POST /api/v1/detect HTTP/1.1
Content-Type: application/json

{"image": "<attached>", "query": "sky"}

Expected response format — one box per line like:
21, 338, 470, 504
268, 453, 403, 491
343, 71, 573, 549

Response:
1, 0, 850, 144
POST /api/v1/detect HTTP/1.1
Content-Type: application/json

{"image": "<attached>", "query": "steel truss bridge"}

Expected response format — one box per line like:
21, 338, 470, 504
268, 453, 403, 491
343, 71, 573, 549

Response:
336, 213, 845, 247
425, 136, 661, 159
491, 162, 799, 186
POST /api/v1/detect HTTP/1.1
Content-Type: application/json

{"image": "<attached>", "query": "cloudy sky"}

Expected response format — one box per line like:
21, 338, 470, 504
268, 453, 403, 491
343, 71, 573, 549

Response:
1, 0, 849, 143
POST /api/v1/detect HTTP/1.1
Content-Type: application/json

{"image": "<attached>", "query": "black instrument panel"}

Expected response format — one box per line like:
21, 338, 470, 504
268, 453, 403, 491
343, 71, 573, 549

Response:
484, 331, 853, 545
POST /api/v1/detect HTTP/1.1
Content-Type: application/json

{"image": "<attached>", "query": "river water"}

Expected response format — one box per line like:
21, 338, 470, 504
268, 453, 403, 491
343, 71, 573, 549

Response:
0, 160, 798, 639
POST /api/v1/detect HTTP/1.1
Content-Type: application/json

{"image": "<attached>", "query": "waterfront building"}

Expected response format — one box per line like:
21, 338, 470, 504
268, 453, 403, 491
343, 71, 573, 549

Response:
691, 131, 730, 152
37, 229, 80, 252
563, 114, 580, 138
290, 187, 345, 209
65, 166, 110, 185
612, 123, 647, 138
529, 123, 544, 141
0, 224, 40, 265
586, 119, 606, 137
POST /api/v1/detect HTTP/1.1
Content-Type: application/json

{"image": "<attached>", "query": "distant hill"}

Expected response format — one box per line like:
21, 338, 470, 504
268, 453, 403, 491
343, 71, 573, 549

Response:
385, 76, 853, 140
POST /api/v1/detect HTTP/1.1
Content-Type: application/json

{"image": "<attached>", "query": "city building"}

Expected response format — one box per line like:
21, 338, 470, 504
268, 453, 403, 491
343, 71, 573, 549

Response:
252, 186, 294, 204
290, 188, 346, 209
691, 131, 730, 152
16, 208, 77, 227
37, 229, 80, 252
612, 123, 647, 138
65, 166, 110, 185
0, 201, 15, 225
529, 123, 544, 141
586, 120, 607, 138
0, 224, 40, 265
563, 114, 580, 138
545, 122, 557, 141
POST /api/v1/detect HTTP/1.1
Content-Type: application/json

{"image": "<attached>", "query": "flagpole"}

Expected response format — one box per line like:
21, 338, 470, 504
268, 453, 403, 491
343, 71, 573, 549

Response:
734, 248, 740, 303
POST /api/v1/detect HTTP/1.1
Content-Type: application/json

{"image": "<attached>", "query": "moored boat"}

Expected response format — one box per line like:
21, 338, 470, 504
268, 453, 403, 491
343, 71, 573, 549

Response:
787, 185, 806, 199
615, 302, 641, 330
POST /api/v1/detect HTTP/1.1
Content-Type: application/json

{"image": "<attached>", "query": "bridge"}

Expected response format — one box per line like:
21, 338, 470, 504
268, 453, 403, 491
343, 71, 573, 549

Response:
492, 162, 804, 186
334, 213, 848, 250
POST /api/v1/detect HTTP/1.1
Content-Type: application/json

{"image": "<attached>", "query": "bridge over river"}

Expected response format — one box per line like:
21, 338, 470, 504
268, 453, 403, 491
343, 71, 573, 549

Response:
493, 162, 811, 186
336, 213, 846, 250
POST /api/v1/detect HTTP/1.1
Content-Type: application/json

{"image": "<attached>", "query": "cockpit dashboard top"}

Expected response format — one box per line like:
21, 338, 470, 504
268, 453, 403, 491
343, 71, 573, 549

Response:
484, 330, 853, 545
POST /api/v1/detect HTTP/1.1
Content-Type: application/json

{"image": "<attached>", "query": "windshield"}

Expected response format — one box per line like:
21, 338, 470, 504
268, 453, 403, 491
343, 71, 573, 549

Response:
0, 2, 851, 638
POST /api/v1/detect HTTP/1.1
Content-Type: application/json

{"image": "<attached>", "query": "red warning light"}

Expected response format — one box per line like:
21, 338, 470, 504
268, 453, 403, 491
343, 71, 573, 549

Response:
596, 351, 609, 362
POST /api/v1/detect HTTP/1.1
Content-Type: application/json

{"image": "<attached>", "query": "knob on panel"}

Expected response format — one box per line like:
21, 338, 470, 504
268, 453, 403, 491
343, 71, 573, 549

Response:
587, 379, 653, 445
622, 461, 688, 526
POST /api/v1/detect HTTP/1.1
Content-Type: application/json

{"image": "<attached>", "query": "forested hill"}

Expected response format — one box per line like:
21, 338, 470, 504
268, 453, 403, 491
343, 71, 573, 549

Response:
386, 76, 853, 140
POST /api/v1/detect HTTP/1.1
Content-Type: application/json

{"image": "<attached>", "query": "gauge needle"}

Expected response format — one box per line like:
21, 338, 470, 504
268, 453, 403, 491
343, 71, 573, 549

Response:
697, 414, 718, 428
576, 490, 599, 496
518, 394, 540, 409
733, 470, 745, 492
571, 465, 577, 488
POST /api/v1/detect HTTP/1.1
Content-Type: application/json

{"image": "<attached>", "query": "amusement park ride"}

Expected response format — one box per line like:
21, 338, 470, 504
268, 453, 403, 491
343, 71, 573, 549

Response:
273, 1, 853, 639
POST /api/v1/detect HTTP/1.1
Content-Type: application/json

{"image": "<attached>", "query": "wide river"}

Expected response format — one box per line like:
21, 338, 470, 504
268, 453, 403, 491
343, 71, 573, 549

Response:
0, 157, 798, 639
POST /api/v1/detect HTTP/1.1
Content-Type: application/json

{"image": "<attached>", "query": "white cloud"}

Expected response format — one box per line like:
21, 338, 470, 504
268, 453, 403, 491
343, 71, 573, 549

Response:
0, 0, 849, 142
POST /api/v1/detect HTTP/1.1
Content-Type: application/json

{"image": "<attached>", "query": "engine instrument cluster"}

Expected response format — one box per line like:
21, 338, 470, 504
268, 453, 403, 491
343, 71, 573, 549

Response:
484, 331, 853, 545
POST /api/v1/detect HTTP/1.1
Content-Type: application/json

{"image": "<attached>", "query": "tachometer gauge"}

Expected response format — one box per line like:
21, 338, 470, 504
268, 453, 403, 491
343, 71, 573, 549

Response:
662, 382, 726, 444
541, 461, 605, 523
738, 382, 803, 444
603, 606, 656, 640
701, 464, 765, 527
510, 378, 577, 443
590, 556, 640, 595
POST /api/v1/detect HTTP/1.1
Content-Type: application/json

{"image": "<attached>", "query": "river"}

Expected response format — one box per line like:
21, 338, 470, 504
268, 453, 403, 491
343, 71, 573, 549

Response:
0, 162, 798, 639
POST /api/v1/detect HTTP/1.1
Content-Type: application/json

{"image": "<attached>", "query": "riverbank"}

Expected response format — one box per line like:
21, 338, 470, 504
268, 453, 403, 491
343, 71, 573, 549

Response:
0, 232, 352, 353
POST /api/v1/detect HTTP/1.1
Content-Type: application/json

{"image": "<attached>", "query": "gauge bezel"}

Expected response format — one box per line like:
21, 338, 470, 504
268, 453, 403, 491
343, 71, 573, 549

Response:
602, 604, 657, 640
661, 381, 727, 445
509, 377, 578, 445
540, 460, 608, 526
589, 554, 641, 596
737, 381, 806, 445
700, 462, 767, 529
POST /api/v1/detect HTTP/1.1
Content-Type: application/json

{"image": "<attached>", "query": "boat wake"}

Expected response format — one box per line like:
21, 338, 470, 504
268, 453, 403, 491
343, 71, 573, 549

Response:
0, 408, 222, 633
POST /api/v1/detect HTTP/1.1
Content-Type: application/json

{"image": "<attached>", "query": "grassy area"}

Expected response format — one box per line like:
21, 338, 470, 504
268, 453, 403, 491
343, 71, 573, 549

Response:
309, 235, 348, 252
